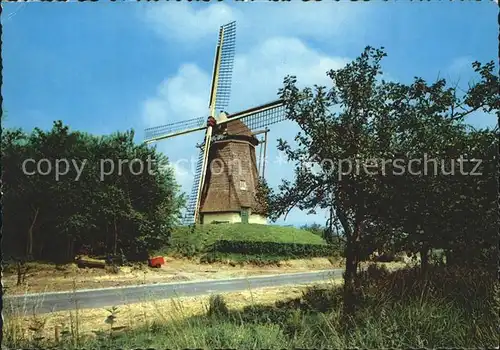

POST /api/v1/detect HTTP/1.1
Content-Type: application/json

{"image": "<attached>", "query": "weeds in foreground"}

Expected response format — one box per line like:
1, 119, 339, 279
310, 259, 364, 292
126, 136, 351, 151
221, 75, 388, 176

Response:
2, 265, 498, 349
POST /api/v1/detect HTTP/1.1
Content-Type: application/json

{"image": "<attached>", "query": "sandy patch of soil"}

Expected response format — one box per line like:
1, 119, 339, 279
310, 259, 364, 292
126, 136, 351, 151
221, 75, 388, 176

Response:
2, 257, 338, 295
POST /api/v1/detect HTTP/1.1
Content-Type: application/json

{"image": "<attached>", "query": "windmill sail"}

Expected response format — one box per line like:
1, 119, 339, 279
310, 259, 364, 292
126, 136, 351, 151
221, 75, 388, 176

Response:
191, 21, 237, 224
144, 116, 206, 143
214, 21, 236, 112
182, 143, 205, 225
226, 100, 287, 133
144, 22, 236, 144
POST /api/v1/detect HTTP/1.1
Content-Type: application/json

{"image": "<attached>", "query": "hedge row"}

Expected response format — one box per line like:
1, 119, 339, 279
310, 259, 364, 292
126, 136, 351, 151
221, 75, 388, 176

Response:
200, 253, 286, 265
207, 240, 333, 258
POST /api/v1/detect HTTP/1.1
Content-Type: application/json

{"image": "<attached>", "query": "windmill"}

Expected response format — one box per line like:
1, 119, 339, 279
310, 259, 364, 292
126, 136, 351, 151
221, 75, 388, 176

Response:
144, 21, 289, 225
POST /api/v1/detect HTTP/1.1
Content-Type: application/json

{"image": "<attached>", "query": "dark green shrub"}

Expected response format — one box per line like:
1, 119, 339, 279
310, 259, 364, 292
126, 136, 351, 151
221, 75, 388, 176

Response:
207, 295, 229, 318
209, 240, 332, 258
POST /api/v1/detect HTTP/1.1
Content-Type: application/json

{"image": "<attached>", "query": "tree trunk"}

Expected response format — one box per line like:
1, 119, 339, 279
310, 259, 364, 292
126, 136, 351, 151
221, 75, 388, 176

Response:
343, 225, 361, 319
26, 206, 39, 261
67, 235, 71, 261
67, 234, 74, 261
17, 260, 26, 286
444, 249, 453, 266
38, 242, 44, 259
420, 244, 430, 274
334, 205, 363, 322
113, 218, 118, 256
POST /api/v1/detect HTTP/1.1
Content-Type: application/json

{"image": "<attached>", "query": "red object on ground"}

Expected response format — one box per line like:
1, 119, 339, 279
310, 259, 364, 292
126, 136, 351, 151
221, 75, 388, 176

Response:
148, 256, 165, 268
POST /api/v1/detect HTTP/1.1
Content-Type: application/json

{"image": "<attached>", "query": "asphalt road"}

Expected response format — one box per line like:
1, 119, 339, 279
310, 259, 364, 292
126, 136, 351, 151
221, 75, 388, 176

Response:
4, 269, 342, 314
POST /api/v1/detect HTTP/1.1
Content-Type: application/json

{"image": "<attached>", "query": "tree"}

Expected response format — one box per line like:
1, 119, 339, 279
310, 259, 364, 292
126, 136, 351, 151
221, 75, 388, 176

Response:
269, 46, 499, 318
255, 177, 272, 217
271, 47, 401, 317
1, 121, 185, 262
379, 61, 499, 272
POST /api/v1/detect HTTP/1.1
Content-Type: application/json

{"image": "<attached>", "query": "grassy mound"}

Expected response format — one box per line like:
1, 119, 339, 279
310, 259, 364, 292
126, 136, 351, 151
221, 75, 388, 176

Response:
172, 224, 327, 245
162, 224, 332, 263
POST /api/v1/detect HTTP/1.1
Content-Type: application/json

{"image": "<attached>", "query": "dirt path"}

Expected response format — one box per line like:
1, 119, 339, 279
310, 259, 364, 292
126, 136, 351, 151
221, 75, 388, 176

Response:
3, 257, 342, 295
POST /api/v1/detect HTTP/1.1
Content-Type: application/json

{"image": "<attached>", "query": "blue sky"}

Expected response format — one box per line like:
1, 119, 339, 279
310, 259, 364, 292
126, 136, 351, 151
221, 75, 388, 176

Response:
2, 1, 497, 225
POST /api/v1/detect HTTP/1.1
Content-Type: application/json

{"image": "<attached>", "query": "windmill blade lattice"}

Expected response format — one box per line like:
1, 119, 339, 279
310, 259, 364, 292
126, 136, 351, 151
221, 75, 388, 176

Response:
214, 21, 236, 112
144, 116, 206, 142
182, 141, 206, 225
225, 101, 287, 135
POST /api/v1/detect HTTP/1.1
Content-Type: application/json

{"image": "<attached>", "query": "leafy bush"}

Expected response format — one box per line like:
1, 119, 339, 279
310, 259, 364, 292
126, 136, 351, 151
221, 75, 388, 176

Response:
208, 240, 332, 258
356, 264, 499, 329
207, 295, 230, 318
300, 223, 324, 237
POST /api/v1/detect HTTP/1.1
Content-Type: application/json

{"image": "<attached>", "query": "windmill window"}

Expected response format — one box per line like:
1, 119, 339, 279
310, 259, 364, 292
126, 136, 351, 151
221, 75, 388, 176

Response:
240, 180, 247, 190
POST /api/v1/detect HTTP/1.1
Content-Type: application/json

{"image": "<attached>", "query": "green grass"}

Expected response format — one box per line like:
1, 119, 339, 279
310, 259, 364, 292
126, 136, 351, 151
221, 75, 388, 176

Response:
160, 224, 331, 261
173, 223, 326, 245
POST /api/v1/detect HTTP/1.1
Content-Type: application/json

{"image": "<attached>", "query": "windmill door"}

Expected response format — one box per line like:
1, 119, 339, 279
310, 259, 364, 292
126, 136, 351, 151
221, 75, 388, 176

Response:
240, 207, 250, 224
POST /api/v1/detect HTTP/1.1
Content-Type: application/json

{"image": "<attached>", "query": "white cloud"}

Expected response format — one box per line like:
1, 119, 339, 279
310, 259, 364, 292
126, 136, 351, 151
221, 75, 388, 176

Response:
142, 64, 210, 127
230, 37, 349, 111
141, 63, 210, 190
143, 2, 237, 44
142, 1, 368, 47
169, 161, 193, 191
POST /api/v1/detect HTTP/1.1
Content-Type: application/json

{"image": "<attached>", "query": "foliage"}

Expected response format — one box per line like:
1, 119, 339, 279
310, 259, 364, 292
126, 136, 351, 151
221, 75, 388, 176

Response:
200, 253, 290, 265
207, 240, 332, 257
269, 46, 498, 315
254, 177, 272, 216
300, 223, 323, 236
357, 265, 498, 319
207, 295, 230, 318
1, 121, 185, 262
301, 223, 345, 250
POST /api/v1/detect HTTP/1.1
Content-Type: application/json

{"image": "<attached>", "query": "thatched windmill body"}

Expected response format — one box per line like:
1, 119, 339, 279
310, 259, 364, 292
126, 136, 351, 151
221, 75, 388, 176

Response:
144, 22, 288, 225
